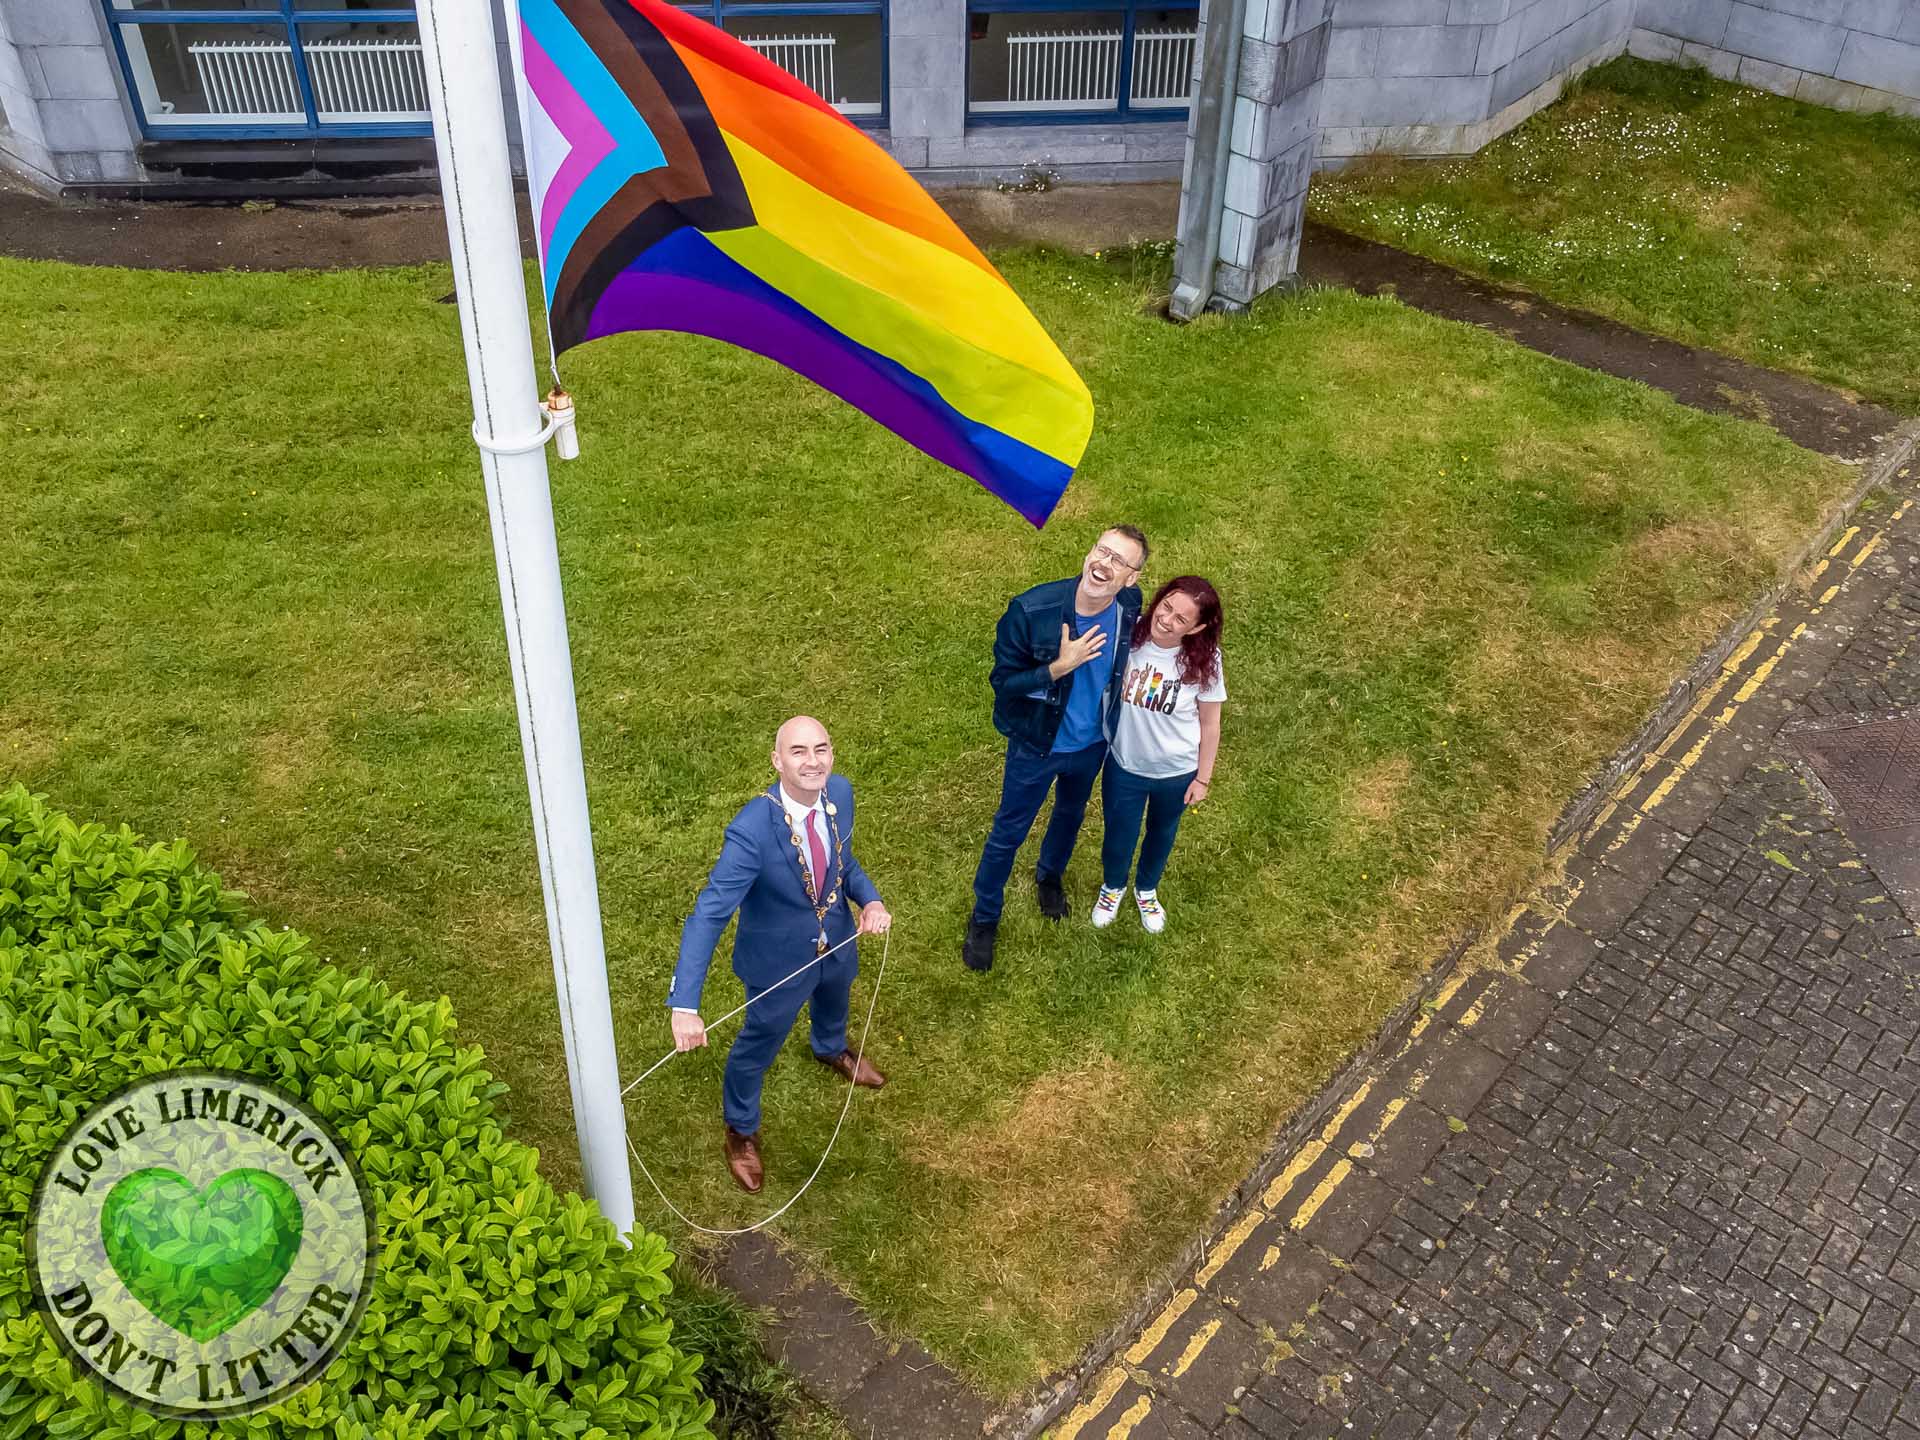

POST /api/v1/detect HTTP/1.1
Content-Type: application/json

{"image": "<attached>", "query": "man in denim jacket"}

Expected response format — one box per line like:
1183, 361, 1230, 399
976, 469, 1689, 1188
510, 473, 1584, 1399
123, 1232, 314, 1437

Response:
963, 525, 1148, 972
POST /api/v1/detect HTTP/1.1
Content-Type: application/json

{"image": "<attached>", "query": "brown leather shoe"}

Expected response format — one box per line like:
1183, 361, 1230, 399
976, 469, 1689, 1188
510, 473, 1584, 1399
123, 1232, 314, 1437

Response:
816, 1049, 886, 1089
723, 1127, 763, 1193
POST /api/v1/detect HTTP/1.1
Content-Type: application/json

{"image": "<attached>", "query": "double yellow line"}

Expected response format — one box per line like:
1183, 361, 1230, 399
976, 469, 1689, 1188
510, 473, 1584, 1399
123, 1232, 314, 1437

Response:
1054, 489, 1915, 1440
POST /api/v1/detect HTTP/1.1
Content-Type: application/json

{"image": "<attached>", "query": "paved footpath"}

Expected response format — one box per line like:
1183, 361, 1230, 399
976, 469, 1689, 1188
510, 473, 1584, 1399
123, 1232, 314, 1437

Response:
1054, 444, 1920, 1440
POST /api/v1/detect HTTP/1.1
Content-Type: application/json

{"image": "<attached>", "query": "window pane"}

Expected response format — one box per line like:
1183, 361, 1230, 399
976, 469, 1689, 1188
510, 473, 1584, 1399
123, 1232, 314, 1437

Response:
125, 0, 282, 11
968, 11, 1126, 113
723, 14, 882, 116
298, 20, 429, 120
1129, 8, 1197, 109
117, 22, 305, 125
293, 0, 417, 10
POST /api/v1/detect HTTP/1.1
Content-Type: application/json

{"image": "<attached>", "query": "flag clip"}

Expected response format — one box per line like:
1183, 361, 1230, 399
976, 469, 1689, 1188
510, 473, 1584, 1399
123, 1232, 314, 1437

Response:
470, 389, 580, 462
545, 388, 580, 461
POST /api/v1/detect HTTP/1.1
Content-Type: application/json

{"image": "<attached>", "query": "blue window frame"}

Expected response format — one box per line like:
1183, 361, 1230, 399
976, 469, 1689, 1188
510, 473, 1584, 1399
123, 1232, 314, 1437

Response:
103, 1, 430, 139
966, 0, 1196, 124
674, 0, 887, 124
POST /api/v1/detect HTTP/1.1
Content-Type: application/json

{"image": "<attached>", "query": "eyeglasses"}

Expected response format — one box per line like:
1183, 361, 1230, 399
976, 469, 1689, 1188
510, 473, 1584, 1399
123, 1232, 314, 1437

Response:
1091, 543, 1142, 571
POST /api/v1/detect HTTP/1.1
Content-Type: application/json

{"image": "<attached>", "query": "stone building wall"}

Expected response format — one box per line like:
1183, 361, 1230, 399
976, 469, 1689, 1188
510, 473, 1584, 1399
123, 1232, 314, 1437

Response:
0, 0, 139, 189
1629, 0, 1920, 116
1, 0, 1916, 198
1317, 0, 1633, 161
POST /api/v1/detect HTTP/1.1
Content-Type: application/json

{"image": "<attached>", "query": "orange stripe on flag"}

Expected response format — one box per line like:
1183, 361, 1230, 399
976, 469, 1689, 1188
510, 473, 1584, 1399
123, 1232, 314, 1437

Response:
670, 41, 1003, 284
639, 0, 848, 125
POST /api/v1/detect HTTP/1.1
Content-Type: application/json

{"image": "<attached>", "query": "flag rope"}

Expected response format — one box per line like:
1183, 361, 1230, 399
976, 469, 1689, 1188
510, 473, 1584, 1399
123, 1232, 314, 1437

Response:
621, 925, 892, 1237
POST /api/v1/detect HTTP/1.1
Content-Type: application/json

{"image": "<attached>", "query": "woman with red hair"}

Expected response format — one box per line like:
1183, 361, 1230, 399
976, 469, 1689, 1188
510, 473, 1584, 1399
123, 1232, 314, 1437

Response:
1094, 576, 1226, 934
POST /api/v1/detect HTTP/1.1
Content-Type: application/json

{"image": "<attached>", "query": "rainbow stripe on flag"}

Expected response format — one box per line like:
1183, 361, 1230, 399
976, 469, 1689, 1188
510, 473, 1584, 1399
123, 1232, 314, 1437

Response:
517, 0, 1094, 525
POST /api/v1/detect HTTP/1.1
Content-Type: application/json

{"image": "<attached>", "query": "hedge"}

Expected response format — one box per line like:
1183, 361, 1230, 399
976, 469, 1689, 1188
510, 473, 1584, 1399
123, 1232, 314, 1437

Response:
0, 782, 716, 1439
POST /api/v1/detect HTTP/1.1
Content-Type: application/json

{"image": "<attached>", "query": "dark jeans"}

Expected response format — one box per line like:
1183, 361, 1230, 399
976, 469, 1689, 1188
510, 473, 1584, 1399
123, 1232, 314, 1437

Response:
970, 738, 1107, 925
1101, 762, 1196, 892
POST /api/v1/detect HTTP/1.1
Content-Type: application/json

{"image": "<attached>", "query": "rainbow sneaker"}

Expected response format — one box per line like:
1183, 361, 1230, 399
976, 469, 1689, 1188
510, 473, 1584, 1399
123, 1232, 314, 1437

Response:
1135, 889, 1167, 934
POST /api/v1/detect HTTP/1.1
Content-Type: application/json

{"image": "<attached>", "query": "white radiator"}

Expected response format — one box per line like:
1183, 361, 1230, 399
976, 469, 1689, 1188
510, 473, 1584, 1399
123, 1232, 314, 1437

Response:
184, 35, 428, 123
1130, 27, 1197, 108
186, 39, 303, 123
306, 39, 429, 123
740, 32, 880, 115
971, 25, 1198, 112
1011, 29, 1123, 110
742, 34, 835, 101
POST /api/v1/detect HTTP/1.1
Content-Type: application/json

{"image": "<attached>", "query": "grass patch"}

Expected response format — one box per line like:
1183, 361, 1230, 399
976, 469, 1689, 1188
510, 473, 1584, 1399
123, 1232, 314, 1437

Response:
0, 245, 1847, 1392
1311, 56, 1920, 412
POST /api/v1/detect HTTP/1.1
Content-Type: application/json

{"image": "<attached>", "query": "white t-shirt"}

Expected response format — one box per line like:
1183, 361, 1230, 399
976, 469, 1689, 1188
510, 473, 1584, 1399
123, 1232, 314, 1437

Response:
1108, 641, 1226, 779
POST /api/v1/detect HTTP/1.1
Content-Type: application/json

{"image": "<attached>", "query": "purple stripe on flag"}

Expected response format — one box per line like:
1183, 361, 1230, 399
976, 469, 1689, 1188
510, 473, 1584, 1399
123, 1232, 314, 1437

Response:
584, 237, 1066, 523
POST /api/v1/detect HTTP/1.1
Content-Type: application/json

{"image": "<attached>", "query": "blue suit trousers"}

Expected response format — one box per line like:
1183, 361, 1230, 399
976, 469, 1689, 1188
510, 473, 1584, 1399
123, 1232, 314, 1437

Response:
723, 943, 856, 1135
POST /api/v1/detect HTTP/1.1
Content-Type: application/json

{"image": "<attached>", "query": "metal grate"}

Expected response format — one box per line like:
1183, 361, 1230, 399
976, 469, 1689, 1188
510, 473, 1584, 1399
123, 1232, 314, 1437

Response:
1790, 715, 1920, 832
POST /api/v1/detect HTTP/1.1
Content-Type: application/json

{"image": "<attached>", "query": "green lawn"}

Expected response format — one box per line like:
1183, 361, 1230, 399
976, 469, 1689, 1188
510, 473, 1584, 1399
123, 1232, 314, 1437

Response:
1, 248, 1847, 1392
1311, 57, 1920, 413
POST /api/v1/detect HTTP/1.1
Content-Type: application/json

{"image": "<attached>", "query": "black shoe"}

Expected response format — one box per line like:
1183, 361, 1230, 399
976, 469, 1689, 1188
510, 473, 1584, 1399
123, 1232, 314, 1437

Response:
1036, 872, 1068, 921
962, 920, 998, 972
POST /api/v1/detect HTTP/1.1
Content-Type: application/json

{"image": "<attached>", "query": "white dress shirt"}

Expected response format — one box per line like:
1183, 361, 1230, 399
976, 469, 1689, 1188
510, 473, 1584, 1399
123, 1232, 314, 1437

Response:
779, 784, 830, 892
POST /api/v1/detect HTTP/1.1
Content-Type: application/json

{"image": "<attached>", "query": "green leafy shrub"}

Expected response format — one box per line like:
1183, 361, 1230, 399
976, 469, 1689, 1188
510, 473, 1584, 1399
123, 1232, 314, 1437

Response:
0, 782, 715, 1439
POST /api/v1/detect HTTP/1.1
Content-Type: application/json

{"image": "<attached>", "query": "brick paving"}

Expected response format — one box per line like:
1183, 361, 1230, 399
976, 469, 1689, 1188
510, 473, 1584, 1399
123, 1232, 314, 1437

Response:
1053, 452, 1920, 1439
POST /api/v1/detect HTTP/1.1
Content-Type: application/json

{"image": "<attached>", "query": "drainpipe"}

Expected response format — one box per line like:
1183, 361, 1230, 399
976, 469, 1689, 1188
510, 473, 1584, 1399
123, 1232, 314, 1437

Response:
1169, 0, 1249, 320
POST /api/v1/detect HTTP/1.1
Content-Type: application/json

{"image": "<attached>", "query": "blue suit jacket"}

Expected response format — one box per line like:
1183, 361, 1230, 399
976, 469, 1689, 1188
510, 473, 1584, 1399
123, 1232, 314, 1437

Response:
669, 772, 883, 1010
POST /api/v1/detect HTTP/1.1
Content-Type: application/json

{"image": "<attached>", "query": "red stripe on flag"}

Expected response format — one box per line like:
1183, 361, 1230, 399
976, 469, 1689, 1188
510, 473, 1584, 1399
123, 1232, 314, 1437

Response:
627, 0, 856, 130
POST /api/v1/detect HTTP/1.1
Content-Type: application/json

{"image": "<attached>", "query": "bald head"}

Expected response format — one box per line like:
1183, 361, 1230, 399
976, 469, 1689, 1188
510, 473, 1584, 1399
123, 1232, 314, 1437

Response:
772, 715, 834, 804
776, 715, 829, 752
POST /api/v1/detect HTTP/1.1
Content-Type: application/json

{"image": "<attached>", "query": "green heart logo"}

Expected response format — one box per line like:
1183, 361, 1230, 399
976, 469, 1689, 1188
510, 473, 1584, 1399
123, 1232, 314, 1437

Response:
101, 1168, 304, 1341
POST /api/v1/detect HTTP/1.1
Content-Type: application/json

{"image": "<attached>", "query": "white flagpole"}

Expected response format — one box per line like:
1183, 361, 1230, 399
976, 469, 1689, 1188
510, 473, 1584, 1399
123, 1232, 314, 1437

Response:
415, 0, 636, 1238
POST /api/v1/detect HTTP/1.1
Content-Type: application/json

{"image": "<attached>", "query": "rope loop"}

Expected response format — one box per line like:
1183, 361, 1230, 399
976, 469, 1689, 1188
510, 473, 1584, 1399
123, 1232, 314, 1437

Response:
623, 925, 892, 1237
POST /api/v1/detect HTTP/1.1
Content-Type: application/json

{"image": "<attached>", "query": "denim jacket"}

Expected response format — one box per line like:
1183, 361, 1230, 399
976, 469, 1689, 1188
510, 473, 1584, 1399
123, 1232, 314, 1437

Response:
988, 575, 1143, 752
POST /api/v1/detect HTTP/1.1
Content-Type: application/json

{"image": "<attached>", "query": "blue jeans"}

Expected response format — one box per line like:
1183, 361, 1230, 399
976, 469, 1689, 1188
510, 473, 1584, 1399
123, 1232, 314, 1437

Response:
722, 945, 856, 1135
1101, 762, 1196, 892
970, 738, 1107, 925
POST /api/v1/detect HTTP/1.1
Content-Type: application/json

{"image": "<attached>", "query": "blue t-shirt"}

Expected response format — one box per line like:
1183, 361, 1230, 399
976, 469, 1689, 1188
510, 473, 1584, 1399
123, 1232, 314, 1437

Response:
1053, 601, 1120, 754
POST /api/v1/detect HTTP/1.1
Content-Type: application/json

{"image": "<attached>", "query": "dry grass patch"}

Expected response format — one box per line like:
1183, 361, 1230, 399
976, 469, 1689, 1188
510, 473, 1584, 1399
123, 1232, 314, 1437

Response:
246, 727, 328, 797
1627, 517, 1747, 573
1694, 183, 1765, 231
897, 1055, 1219, 1340
1348, 755, 1414, 826
910, 1059, 1138, 1243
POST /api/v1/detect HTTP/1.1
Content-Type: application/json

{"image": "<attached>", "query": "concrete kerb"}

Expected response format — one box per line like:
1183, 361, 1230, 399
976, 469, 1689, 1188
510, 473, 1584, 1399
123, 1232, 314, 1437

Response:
1010, 416, 1920, 1439
1547, 419, 1920, 854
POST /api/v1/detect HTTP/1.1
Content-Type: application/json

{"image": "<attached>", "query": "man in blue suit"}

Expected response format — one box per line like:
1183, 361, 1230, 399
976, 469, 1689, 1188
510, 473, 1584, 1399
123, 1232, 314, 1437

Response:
669, 715, 892, 1193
